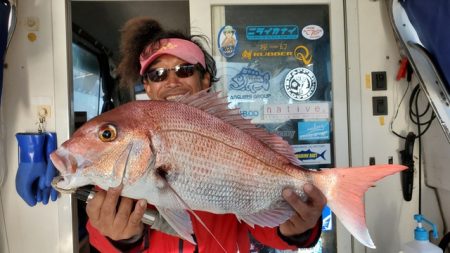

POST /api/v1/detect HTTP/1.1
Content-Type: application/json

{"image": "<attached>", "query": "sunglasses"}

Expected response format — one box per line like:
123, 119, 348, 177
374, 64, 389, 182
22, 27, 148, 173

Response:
142, 64, 199, 82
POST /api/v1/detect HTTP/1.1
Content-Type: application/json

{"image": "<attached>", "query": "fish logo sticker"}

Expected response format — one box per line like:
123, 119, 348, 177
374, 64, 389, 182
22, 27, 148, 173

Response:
292, 144, 331, 165
230, 67, 270, 93
218, 25, 238, 58
302, 25, 324, 40
296, 149, 326, 161
284, 67, 317, 101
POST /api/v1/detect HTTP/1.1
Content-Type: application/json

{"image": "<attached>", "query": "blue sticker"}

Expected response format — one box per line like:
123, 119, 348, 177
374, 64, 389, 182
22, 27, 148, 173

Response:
298, 121, 330, 141
218, 25, 238, 58
229, 67, 270, 94
246, 25, 299, 40
322, 205, 332, 231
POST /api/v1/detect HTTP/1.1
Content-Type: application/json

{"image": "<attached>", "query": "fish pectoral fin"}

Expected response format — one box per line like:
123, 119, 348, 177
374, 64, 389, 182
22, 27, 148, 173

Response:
163, 182, 228, 252
155, 206, 195, 244
237, 203, 293, 228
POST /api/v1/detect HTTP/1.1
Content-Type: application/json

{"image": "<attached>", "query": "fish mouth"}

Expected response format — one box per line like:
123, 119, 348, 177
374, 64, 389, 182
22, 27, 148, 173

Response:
51, 175, 77, 194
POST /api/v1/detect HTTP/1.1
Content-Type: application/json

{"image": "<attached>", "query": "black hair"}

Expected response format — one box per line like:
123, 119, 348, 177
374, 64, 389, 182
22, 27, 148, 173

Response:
117, 17, 218, 87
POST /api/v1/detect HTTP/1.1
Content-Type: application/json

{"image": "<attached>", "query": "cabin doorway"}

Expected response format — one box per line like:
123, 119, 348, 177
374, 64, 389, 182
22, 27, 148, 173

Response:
69, 1, 190, 252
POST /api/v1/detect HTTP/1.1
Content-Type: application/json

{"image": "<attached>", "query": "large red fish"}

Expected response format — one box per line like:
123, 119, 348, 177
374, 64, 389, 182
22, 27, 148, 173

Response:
50, 90, 406, 249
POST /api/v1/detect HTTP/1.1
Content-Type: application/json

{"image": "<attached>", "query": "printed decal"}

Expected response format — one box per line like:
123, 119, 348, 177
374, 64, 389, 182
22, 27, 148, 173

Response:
241, 45, 312, 64
292, 144, 331, 165
284, 67, 317, 101
298, 121, 330, 141
218, 25, 238, 58
293, 45, 312, 65
259, 42, 288, 51
234, 102, 265, 123
229, 67, 270, 93
322, 205, 333, 231
302, 24, 324, 40
263, 103, 330, 121
246, 25, 299, 40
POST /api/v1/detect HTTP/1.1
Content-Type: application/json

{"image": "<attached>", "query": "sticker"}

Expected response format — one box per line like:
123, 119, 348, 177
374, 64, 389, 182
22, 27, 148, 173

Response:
229, 67, 270, 93
259, 42, 288, 51
263, 103, 330, 121
292, 144, 331, 165
27, 33, 37, 42
234, 102, 265, 123
241, 50, 293, 60
264, 122, 297, 143
246, 25, 299, 40
322, 205, 333, 231
284, 67, 317, 101
224, 63, 272, 109
302, 25, 324, 40
218, 25, 238, 58
293, 45, 312, 65
241, 44, 311, 63
298, 121, 330, 141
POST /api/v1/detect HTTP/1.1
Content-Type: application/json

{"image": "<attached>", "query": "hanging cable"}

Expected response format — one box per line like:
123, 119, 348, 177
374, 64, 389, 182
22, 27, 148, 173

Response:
390, 81, 411, 139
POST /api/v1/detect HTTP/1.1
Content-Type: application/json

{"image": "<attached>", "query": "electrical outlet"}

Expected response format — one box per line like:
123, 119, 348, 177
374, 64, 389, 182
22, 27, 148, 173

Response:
371, 71, 387, 90
372, 96, 388, 115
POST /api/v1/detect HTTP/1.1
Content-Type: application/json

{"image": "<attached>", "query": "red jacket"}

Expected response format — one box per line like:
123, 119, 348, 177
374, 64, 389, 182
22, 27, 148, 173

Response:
87, 210, 321, 253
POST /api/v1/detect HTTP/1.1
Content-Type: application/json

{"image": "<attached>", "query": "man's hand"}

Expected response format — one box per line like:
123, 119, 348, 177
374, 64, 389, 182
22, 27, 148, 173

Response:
86, 185, 147, 241
279, 183, 327, 236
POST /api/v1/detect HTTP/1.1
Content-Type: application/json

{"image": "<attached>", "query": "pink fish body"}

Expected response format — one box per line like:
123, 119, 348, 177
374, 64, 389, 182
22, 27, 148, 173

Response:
51, 91, 406, 249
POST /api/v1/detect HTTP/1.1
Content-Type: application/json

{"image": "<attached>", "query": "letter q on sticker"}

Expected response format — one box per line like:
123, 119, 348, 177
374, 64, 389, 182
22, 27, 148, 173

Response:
302, 25, 324, 40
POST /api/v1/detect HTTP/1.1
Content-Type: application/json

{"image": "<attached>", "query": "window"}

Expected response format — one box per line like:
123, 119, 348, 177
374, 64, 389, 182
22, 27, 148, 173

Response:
72, 43, 104, 120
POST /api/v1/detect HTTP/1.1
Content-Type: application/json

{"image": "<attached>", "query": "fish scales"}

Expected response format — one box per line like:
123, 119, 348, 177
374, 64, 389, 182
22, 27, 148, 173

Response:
159, 129, 302, 214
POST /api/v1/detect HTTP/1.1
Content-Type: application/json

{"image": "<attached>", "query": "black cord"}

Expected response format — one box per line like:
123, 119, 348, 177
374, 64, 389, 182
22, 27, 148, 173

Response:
414, 87, 422, 214
391, 83, 437, 214
390, 81, 411, 139
390, 84, 436, 139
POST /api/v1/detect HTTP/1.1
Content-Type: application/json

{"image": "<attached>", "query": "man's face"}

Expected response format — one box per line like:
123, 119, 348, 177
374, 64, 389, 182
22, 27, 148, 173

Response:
143, 55, 210, 100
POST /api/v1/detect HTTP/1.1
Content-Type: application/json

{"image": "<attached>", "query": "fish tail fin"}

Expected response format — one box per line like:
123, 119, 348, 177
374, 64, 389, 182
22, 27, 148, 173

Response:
319, 150, 326, 160
313, 164, 406, 248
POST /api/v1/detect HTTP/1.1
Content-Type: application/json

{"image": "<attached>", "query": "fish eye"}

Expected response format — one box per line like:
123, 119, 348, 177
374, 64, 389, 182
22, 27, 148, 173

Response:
98, 124, 117, 142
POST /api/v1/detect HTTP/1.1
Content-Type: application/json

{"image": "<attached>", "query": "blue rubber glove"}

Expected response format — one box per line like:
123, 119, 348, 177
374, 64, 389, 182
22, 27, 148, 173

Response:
15, 133, 46, 206
43, 132, 59, 203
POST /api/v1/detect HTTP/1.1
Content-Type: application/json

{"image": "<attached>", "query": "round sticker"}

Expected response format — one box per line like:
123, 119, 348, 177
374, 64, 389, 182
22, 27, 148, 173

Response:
302, 25, 324, 40
284, 67, 317, 101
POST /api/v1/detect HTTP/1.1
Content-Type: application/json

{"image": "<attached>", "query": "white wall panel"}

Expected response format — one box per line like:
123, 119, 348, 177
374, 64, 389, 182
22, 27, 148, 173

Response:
0, 0, 73, 252
347, 0, 443, 252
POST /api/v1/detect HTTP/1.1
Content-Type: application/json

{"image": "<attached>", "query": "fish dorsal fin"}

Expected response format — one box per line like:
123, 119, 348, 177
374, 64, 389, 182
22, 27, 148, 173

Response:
178, 89, 302, 166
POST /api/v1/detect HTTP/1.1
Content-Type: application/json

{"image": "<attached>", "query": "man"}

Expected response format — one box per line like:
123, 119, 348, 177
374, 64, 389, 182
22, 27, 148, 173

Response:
86, 17, 326, 253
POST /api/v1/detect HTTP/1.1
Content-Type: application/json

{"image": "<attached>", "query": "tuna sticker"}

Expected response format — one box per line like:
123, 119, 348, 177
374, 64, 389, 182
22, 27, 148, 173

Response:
218, 25, 238, 58
284, 67, 317, 101
292, 144, 331, 165
230, 67, 270, 93
298, 121, 330, 141
322, 205, 333, 231
246, 25, 299, 40
302, 24, 324, 40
